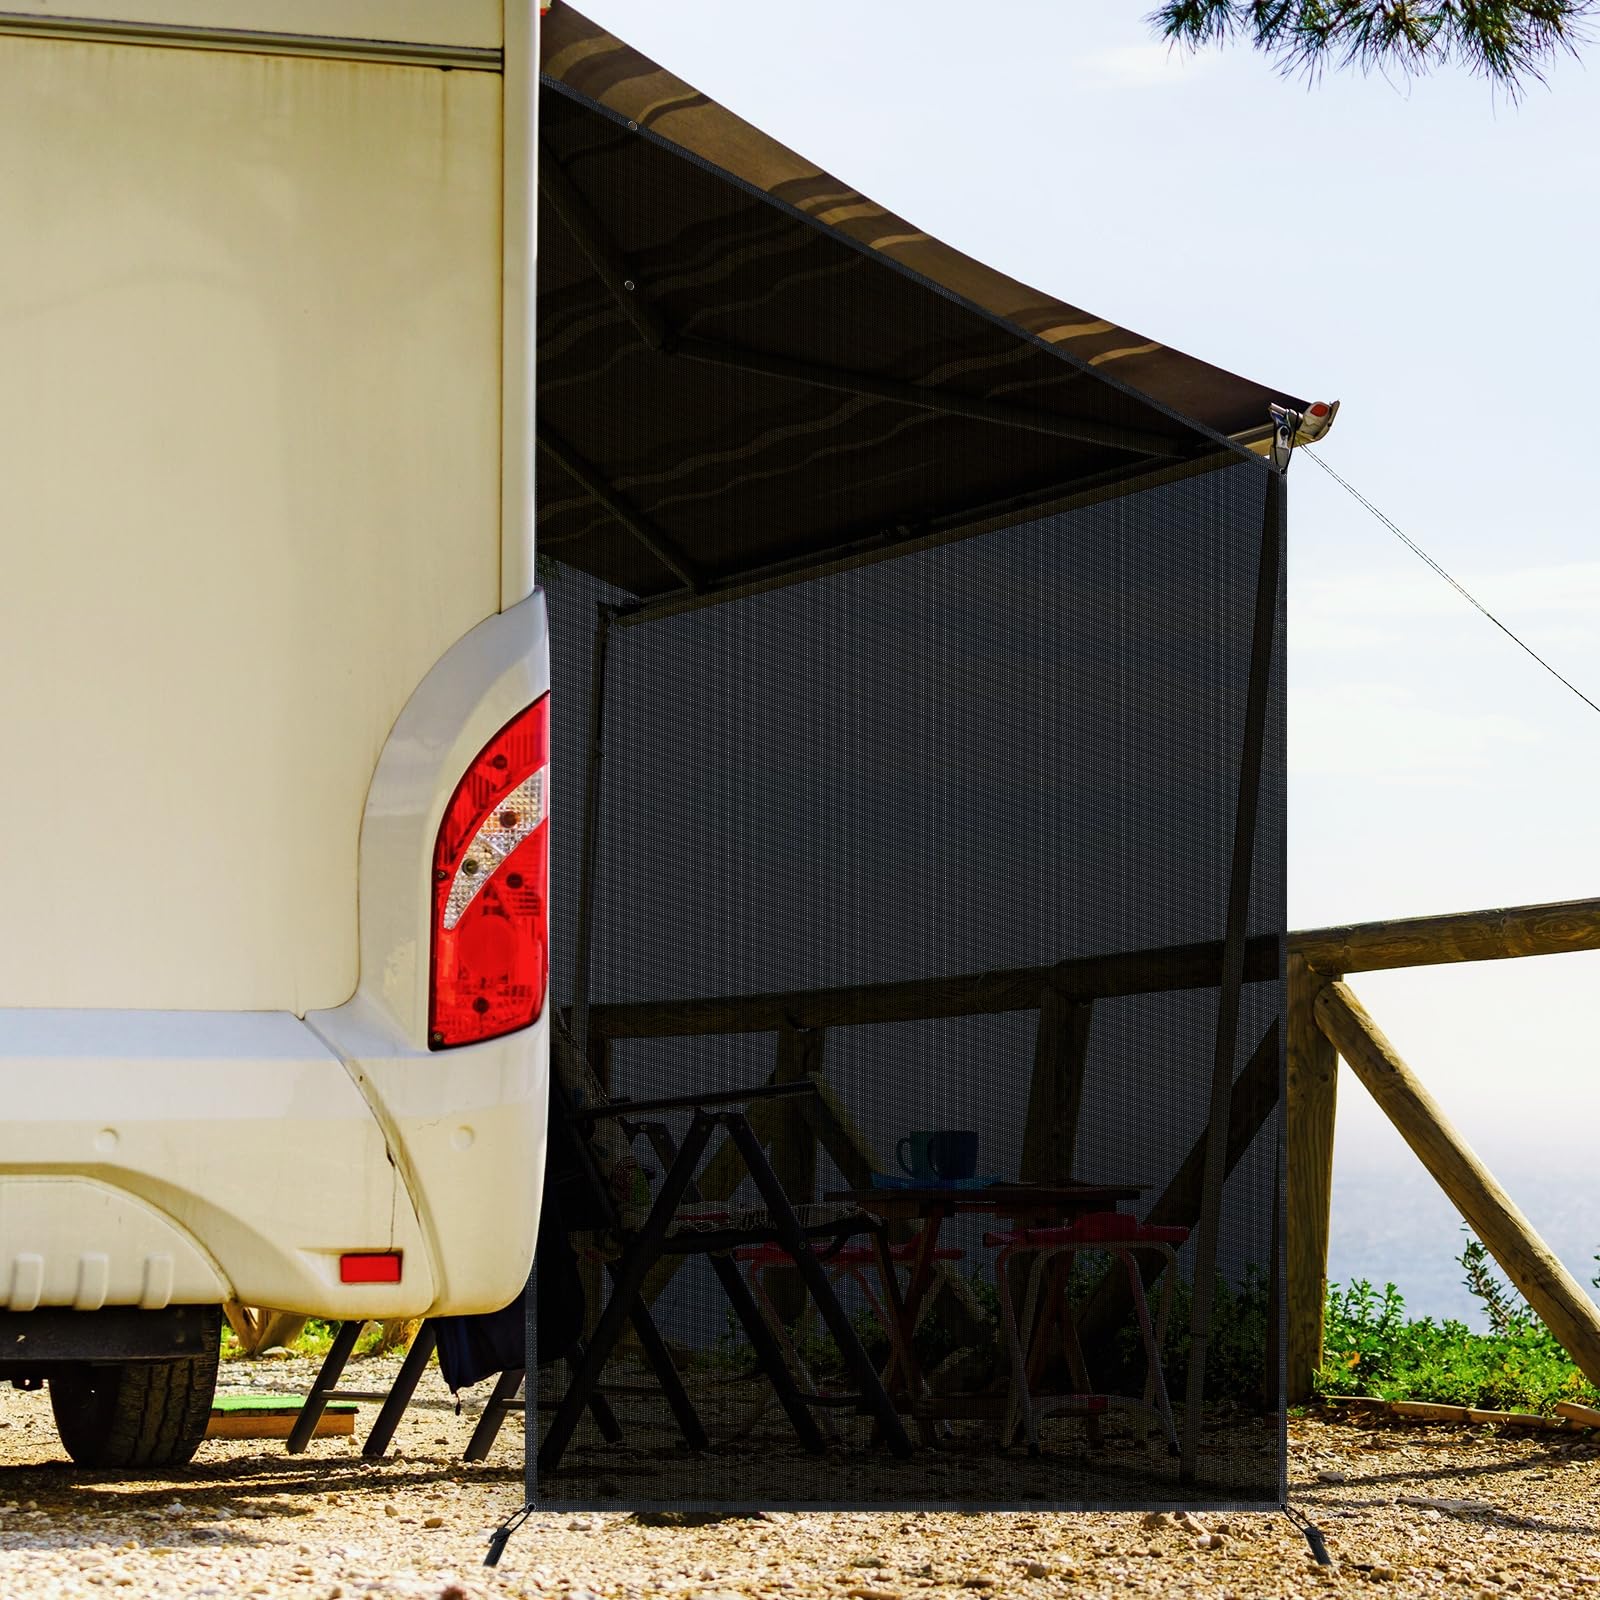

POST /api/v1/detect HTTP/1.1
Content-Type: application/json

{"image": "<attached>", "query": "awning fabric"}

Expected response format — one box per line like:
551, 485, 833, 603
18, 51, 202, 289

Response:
537, 5, 1305, 603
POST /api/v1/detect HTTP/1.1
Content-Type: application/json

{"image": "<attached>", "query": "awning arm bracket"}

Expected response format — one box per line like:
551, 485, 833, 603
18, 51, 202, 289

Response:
1268, 403, 1300, 473
1268, 398, 1340, 472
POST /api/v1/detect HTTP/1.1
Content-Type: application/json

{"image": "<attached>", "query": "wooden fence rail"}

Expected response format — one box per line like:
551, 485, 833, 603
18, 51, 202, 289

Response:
589, 934, 1279, 1038
591, 930, 1284, 1365
1283, 894, 1600, 1401
1315, 981, 1600, 1392
1293, 896, 1600, 974
583, 894, 1600, 1413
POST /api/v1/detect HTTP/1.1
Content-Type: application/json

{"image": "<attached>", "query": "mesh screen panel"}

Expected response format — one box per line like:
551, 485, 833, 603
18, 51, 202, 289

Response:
532, 75, 1286, 1511
537, 464, 1284, 1508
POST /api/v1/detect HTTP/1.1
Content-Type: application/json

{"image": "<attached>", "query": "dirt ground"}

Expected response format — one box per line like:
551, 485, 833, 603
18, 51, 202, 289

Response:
1, 1353, 1595, 1599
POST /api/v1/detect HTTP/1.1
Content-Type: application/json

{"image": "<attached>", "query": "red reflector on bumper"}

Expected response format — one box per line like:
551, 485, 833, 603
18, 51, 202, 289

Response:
339, 1252, 402, 1284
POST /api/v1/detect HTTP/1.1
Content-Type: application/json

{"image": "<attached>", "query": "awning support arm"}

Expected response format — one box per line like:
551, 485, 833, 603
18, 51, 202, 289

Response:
536, 424, 703, 592
670, 336, 1180, 455
538, 142, 674, 352
540, 146, 1182, 458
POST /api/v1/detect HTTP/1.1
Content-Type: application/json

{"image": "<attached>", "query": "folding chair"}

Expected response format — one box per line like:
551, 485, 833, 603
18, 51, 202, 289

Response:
291, 1046, 698, 1461
985, 1211, 1188, 1456
286, 1318, 432, 1457
535, 1078, 916, 1473
731, 1233, 963, 1440
286, 1314, 632, 1459
459, 1059, 710, 1463
292, 1025, 915, 1468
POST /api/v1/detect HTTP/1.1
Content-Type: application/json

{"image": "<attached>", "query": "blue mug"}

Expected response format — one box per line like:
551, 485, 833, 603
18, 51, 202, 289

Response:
896, 1130, 979, 1182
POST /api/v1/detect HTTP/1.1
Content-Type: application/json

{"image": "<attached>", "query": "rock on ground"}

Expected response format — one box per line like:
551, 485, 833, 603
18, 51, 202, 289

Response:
0, 1353, 1595, 1598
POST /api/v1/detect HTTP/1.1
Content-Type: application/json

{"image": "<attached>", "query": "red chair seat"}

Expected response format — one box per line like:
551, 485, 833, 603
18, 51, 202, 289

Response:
983, 1212, 1190, 1250
734, 1239, 962, 1267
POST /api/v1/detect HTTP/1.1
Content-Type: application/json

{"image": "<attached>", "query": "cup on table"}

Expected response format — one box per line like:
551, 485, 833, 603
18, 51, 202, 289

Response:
896, 1129, 979, 1182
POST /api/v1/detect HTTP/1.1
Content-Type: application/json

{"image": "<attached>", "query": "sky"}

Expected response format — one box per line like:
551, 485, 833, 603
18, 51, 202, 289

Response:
569, 1, 1598, 1316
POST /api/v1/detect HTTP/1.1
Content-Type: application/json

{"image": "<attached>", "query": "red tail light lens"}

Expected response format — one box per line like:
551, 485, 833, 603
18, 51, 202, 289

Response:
428, 696, 549, 1049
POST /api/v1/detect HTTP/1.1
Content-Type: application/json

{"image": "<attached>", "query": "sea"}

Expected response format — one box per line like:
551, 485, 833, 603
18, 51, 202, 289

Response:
1327, 1154, 1597, 1332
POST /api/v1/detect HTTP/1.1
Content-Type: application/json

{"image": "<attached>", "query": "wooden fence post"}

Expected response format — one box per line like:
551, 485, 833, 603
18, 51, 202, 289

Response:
1286, 952, 1338, 1404
798, 1073, 877, 1191
1020, 987, 1091, 1182
1315, 981, 1600, 1392
588, 1032, 612, 1097
767, 1021, 824, 1322
1015, 988, 1091, 1366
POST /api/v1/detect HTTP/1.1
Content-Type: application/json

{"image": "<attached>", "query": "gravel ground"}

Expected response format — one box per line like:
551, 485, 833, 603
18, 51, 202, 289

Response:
2, 1354, 1596, 1599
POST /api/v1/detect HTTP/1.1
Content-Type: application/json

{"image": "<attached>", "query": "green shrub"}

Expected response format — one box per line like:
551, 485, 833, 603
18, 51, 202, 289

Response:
585, 1225, 1600, 1418
1312, 1228, 1600, 1413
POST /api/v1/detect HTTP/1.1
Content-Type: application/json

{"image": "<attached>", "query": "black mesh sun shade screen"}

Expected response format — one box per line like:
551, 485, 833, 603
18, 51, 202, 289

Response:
530, 44, 1287, 1511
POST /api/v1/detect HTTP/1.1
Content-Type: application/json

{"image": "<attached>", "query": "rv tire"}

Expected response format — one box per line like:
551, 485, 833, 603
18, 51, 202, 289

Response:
48, 1310, 220, 1468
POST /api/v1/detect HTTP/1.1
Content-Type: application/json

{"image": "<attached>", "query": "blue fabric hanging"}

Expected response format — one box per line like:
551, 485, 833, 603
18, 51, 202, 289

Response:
434, 1183, 584, 1394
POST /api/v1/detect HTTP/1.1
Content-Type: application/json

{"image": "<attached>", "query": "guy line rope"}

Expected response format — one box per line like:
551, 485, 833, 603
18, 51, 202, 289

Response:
1301, 445, 1600, 722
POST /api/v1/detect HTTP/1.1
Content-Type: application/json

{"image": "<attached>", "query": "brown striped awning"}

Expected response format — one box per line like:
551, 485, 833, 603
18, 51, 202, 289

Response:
537, 4, 1308, 604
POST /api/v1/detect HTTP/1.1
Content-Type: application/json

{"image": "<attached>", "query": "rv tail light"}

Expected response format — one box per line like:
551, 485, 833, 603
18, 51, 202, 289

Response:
428, 696, 550, 1049
340, 1251, 402, 1284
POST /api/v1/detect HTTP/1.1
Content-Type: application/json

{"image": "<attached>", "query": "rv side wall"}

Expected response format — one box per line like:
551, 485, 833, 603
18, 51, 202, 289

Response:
0, 32, 505, 1013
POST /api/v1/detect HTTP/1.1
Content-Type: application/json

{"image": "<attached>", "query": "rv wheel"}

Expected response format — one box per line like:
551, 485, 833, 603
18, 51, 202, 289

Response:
49, 1309, 220, 1468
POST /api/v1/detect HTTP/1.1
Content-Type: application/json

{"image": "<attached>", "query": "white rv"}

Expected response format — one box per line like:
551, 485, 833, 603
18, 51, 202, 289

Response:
0, 1, 548, 1465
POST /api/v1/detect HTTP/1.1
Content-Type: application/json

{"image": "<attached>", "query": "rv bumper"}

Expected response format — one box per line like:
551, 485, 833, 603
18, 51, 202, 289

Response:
0, 1007, 542, 1319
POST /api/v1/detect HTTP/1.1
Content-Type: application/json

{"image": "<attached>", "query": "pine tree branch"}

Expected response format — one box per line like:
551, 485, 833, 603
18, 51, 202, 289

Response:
1148, 0, 1595, 95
